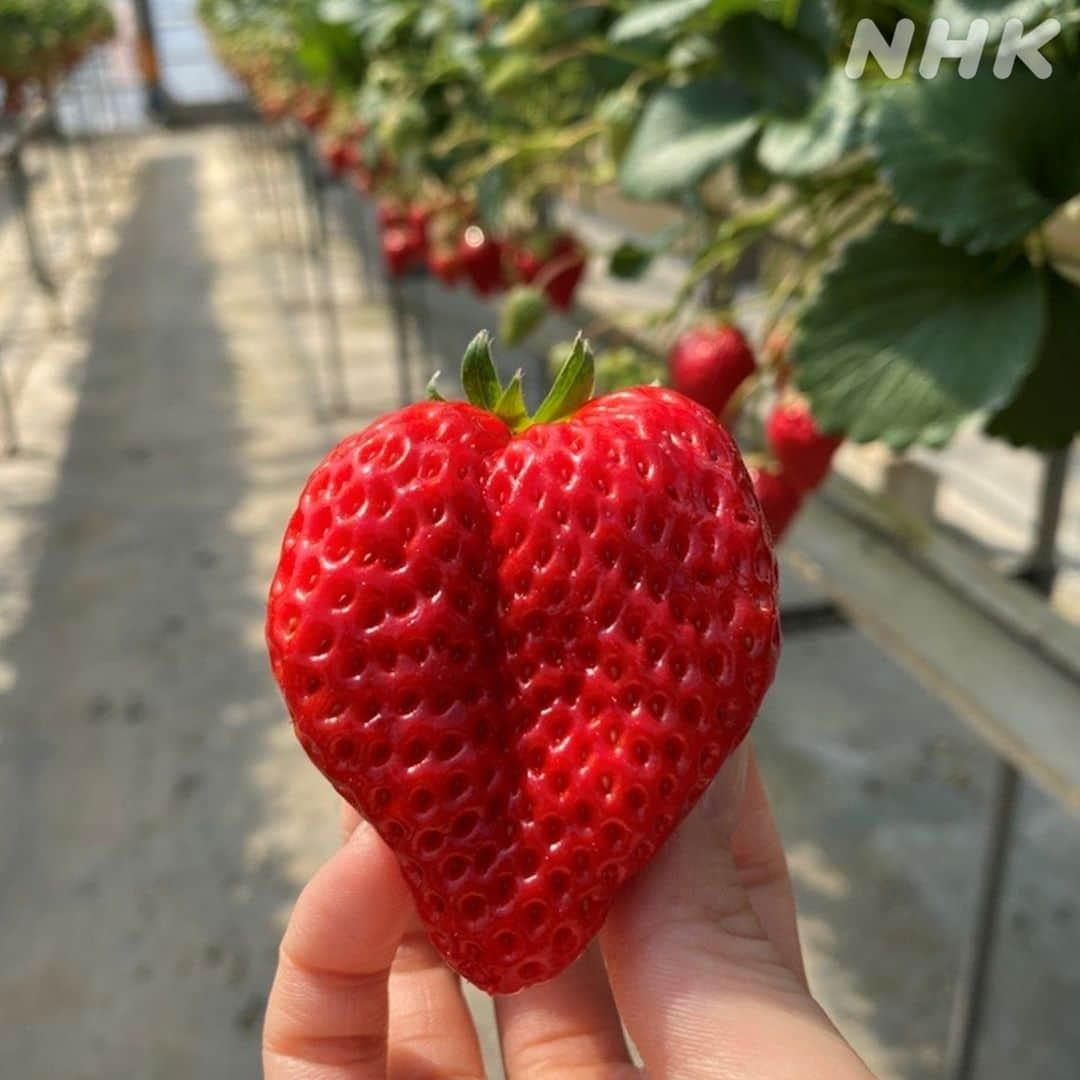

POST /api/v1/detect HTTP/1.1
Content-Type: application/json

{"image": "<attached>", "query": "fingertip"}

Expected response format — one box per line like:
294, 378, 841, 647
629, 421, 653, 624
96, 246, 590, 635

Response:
284, 823, 410, 977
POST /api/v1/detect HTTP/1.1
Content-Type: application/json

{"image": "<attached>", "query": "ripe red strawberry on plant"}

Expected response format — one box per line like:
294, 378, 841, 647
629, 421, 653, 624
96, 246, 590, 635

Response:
267, 334, 781, 994
669, 323, 756, 417
750, 465, 803, 542
513, 232, 587, 310
427, 246, 462, 286
766, 398, 843, 491
381, 226, 418, 278
458, 225, 507, 296
322, 138, 358, 178
542, 234, 587, 310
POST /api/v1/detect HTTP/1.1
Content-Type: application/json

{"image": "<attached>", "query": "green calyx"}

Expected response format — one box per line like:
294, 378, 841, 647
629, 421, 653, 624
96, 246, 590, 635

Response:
427, 331, 595, 433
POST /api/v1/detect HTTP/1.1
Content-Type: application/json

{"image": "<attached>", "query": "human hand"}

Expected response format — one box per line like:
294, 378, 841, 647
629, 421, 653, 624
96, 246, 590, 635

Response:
262, 743, 875, 1078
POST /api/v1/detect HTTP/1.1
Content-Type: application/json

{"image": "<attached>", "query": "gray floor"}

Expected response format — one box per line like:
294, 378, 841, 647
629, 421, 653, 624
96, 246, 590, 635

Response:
0, 130, 1077, 1078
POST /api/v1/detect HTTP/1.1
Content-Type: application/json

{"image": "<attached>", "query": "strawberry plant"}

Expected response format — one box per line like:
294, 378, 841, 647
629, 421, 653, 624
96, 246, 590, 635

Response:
0, 0, 115, 114
202, 0, 1079, 484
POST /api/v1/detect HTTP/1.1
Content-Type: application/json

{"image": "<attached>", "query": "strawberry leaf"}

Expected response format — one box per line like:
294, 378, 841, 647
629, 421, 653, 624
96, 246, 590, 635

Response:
931, 0, 1057, 41
608, 0, 714, 42
461, 331, 502, 411
791, 222, 1045, 449
869, 68, 1080, 254
619, 78, 760, 200
718, 14, 826, 117
758, 67, 860, 177
986, 272, 1080, 450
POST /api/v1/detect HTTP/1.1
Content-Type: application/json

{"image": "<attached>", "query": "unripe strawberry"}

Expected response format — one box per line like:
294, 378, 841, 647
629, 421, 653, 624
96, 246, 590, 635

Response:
765, 399, 842, 492
668, 324, 756, 417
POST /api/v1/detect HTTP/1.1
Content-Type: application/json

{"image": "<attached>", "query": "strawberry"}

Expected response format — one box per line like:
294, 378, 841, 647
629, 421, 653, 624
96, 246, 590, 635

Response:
668, 323, 756, 418
513, 233, 586, 310
458, 226, 507, 296
427, 246, 462, 286
380, 226, 416, 278
376, 200, 406, 231
513, 246, 544, 284
322, 138, 358, 178
765, 399, 842, 492
406, 204, 432, 238
542, 234, 587, 311
267, 335, 781, 994
749, 465, 803, 542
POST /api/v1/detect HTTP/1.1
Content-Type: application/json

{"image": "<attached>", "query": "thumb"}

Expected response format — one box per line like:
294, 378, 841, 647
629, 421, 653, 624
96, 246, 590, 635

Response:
601, 743, 872, 1080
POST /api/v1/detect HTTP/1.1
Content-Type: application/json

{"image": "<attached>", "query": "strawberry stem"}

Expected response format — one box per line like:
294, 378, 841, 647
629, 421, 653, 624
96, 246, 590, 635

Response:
435, 331, 595, 432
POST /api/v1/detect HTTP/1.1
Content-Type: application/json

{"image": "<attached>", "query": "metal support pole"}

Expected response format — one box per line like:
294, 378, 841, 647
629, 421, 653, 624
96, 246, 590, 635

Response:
945, 445, 1069, 1078
294, 136, 348, 416
1016, 447, 1071, 594
7, 144, 61, 307
945, 758, 1020, 1079
389, 282, 414, 407
132, 0, 167, 119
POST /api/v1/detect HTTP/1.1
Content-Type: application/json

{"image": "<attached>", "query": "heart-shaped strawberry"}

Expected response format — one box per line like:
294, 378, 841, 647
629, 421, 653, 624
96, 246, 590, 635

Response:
267, 335, 780, 993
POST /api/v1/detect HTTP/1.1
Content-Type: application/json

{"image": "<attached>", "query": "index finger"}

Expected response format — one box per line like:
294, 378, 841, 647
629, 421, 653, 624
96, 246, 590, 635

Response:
263, 822, 411, 1079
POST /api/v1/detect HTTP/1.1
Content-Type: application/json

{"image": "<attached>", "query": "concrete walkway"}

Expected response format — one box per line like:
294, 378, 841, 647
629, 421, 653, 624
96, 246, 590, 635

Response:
0, 130, 1077, 1078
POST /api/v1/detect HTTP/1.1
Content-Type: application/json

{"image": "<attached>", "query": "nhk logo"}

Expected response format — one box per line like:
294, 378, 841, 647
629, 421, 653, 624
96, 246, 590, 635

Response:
845, 17, 1062, 79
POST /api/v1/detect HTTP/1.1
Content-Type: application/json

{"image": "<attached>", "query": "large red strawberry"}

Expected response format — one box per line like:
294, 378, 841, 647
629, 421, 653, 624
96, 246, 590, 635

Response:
766, 399, 842, 491
267, 335, 780, 994
668, 323, 756, 417
749, 465, 803, 542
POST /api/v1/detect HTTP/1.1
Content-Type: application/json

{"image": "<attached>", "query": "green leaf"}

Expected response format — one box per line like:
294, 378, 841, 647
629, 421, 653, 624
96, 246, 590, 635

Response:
460, 331, 501, 410
476, 166, 507, 230
533, 335, 596, 425
931, 0, 1057, 41
795, 0, 837, 55
493, 371, 530, 431
609, 241, 654, 279
869, 69, 1080, 254
500, 286, 548, 345
758, 67, 859, 176
719, 14, 826, 116
791, 222, 1045, 449
619, 78, 760, 199
986, 272, 1080, 449
609, 0, 713, 42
